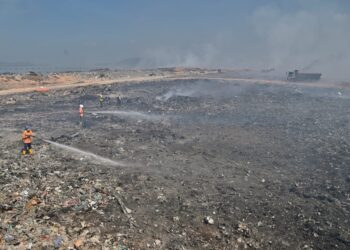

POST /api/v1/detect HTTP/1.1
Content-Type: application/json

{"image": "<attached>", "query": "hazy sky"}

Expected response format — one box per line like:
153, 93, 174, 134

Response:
1, 0, 350, 78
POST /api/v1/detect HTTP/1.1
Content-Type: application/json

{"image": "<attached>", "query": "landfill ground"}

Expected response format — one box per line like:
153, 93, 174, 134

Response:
1, 72, 350, 249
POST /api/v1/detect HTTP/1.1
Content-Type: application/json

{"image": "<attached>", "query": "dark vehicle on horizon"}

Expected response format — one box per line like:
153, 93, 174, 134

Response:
287, 70, 322, 81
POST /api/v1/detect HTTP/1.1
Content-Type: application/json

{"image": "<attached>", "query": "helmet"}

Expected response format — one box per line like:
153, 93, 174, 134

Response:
25, 125, 30, 130
80, 104, 83, 108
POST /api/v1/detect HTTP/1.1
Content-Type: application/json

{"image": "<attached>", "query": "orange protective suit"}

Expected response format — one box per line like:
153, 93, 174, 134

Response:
22, 130, 33, 144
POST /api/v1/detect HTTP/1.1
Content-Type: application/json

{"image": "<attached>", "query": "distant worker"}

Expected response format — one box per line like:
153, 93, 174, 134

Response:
22, 126, 34, 155
116, 96, 121, 105
79, 104, 84, 126
99, 94, 104, 108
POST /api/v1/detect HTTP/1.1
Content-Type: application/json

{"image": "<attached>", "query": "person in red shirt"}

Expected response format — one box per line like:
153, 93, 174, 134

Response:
79, 104, 84, 126
79, 104, 84, 119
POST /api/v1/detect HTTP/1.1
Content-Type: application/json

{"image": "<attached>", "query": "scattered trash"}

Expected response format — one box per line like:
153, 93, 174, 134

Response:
154, 239, 161, 246
54, 236, 63, 249
157, 193, 167, 203
4, 234, 15, 243
74, 239, 83, 249
204, 216, 215, 225
62, 198, 80, 208
237, 223, 251, 237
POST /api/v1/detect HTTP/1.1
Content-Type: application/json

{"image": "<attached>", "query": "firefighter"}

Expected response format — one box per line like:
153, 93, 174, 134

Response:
79, 104, 84, 126
116, 96, 121, 105
22, 126, 34, 155
99, 94, 104, 107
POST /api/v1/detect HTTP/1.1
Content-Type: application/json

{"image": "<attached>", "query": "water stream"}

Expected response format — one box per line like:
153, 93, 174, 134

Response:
42, 139, 125, 166
92, 110, 167, 121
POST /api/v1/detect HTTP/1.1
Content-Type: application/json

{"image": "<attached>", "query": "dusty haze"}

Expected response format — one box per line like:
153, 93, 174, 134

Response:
0, 0, 349, 80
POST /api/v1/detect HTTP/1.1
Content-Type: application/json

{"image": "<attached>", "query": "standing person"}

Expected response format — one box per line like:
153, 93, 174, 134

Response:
79, 104, 84, 126
22, 126, 34, 155
116, 96, 121, 105
99, 94, 104, 108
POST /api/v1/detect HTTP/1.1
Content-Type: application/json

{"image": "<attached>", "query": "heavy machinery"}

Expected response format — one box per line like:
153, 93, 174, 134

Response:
287, 70, 321, 81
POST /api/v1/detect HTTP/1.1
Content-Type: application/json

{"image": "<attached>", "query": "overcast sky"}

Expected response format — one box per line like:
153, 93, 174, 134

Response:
0, 0, 349, 78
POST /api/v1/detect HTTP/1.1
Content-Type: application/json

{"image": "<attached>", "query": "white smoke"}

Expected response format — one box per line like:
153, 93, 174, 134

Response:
156, 81, 248, 101
252, 2, 350, 80
140, 1, 350, 80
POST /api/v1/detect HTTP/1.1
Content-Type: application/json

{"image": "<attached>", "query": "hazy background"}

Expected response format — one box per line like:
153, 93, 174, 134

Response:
0, 0, 349, 79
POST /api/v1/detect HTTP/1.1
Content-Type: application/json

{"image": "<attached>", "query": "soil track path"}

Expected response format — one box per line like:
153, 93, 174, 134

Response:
1, 73, 348, 97
0, 75, 170, 96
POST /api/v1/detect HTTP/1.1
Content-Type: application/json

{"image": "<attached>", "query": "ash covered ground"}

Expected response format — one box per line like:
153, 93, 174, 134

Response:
1, 77, 350, 249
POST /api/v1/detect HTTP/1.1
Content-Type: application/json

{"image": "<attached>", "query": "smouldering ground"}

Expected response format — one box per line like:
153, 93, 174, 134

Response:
1, 78, 350, 249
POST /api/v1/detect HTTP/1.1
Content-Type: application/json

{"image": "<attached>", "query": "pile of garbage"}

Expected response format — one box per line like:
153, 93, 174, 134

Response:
0, 144, 132, 249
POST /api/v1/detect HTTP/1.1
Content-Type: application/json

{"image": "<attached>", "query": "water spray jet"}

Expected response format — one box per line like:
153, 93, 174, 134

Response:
40, 139, 126, 166
91, 110, 168, 122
